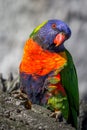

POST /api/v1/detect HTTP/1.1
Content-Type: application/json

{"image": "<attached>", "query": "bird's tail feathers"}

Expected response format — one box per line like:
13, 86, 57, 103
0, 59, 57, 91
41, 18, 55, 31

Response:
68, 107, 78, 130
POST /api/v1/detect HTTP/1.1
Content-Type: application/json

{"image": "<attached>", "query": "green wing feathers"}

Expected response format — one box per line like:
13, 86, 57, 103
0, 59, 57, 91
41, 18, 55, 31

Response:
60, 49, 79, 129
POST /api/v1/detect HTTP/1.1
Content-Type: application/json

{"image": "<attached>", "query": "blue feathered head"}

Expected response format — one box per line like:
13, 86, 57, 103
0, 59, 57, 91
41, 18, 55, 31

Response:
30, 19, 71, 50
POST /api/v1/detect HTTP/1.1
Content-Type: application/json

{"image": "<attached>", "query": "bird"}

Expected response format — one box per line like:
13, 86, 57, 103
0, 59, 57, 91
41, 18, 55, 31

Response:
19, 19, 79, 129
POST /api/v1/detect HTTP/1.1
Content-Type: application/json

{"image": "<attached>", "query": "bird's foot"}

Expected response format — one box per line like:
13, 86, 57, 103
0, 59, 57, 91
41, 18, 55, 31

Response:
11, 89, 27, 99
50, 110, 63, 122
11, 90, 32, 109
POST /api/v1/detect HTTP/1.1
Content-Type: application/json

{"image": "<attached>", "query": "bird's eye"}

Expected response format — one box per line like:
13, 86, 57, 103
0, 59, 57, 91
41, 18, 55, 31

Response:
51, 23, 57, 29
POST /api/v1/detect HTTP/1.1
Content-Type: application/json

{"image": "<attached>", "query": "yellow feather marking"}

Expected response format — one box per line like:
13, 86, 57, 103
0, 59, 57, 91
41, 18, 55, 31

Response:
34, 20, 47, 33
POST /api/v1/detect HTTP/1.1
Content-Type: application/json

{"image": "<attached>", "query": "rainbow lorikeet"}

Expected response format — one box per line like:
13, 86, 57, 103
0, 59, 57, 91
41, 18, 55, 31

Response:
19, 19, 79, 129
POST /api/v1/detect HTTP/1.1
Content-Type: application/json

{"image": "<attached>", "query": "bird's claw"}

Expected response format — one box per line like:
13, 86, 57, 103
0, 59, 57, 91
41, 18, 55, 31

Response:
11, 90, 27, 99
50, 110, 63, 122
11, 90, 32, 109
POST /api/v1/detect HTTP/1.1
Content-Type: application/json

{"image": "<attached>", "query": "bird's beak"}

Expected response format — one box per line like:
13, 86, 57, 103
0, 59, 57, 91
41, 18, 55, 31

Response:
54, 32, 66, 46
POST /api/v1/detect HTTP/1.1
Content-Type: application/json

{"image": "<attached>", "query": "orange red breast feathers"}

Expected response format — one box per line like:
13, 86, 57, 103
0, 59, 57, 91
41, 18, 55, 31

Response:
20, 38, 67, 76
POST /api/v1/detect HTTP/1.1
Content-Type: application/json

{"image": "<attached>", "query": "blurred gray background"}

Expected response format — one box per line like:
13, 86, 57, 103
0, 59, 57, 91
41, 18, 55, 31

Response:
0, 0, 87, 98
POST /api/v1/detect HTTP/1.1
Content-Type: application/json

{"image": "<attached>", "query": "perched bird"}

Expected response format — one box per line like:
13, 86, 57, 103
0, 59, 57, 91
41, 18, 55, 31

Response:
19, 19, 79, 129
